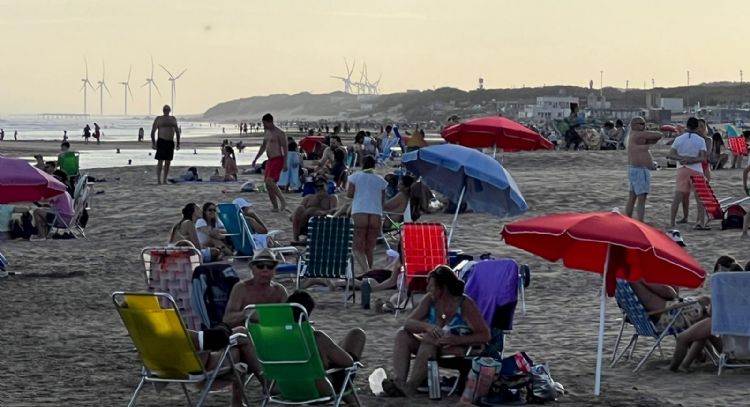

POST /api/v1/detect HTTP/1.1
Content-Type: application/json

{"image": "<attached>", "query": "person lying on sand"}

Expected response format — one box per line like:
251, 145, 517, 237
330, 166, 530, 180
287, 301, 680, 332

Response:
223, 249, 288, 328
383, 266, 489, 397
285, 290, 366, 402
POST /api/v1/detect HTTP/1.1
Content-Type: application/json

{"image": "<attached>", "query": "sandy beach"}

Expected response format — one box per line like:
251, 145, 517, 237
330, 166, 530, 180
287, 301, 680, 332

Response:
1, 138, 748, 407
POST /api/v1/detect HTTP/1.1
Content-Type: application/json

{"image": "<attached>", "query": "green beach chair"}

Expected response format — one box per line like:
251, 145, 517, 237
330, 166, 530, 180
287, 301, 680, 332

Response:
296, 216, 354, 305
58, 151, 80, 177
244, 303, 361, 406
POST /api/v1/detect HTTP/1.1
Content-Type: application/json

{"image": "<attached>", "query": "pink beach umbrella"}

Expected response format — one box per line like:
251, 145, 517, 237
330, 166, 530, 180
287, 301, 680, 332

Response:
0, 156, 68, 203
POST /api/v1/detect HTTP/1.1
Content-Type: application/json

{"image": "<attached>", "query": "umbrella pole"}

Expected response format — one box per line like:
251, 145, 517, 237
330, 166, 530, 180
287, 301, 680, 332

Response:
493, 144, 497, 159
594, 244, 611, 396
447, 185, 466, 248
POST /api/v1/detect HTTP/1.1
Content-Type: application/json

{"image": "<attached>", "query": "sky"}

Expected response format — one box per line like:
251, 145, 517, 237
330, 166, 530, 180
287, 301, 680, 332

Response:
0, 0, 747, 115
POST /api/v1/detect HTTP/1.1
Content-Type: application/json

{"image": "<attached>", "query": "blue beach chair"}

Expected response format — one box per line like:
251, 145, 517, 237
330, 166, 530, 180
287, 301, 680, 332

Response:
216, 203, 299, 276
610, 280, 692, 372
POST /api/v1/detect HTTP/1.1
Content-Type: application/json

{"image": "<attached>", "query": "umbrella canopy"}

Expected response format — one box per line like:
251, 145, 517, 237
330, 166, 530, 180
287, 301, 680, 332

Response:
501, 210, 705, 395
725, 124, 741, 137
298, 136, 326, 154
441, 116, 553, 151
403, 144, 527, 244
0, 156, 67, 204
659, 124, 677, 133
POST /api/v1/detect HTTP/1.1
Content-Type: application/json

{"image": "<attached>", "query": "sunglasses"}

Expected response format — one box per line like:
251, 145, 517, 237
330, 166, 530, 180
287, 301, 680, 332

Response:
254, 262, 276, 270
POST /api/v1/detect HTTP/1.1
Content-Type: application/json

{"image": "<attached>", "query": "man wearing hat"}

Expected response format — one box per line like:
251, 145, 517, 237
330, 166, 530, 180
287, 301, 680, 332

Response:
291, 175, 339, 244
223, 249, 288, 327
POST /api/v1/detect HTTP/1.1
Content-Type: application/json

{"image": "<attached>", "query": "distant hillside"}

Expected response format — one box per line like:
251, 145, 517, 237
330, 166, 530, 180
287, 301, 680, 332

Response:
203, 82, 750, 123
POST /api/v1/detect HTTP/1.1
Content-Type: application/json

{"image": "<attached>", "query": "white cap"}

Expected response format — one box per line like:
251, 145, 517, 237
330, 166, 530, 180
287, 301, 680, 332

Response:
233, 198, 252, 209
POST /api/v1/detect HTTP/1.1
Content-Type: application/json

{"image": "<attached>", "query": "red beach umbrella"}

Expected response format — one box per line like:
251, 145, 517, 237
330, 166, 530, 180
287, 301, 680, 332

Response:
441, 116, 554, 151
0, 156, 68, 203
298, 136, 326, 154
501, 210, 705, 395
660, 124, 677, 133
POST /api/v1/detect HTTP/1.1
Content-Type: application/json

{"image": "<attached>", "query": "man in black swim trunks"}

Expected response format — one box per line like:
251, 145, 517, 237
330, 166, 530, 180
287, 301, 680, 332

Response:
151, 104, 181, 184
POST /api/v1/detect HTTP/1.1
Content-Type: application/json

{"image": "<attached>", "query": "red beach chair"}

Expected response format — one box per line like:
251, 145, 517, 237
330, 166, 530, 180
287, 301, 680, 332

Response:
396, 223, 448, 312
727, 137, 748, 157
690, 175, 750, 224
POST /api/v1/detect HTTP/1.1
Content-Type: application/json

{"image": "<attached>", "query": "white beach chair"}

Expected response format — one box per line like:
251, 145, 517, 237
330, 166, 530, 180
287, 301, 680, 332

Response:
711, 272, 750, 375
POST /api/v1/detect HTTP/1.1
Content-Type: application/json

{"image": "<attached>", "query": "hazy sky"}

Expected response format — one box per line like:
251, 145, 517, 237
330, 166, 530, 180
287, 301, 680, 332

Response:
1, 0, 746, 115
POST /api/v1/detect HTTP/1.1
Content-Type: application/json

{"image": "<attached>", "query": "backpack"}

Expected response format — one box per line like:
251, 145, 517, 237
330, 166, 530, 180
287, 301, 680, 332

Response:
722, 204, 746, 230
191, 264, 240, 329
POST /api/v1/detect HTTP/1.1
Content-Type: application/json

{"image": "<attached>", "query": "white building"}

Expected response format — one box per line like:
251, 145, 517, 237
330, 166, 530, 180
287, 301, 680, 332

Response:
532, 96, 579, 120
660, 98, 684, 113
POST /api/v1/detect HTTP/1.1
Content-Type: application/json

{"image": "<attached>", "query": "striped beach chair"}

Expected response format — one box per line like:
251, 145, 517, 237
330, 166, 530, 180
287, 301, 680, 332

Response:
727, 136, 748, 157
296, 216, 354, 306
141, 246, 204, 331
690, 175, 750, 224
610, 280, 691, 372
396, 223, 448, 313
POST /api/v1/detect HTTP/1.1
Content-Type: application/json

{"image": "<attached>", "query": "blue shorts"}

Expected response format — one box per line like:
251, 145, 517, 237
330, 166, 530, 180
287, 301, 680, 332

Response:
628, 166, 651, 195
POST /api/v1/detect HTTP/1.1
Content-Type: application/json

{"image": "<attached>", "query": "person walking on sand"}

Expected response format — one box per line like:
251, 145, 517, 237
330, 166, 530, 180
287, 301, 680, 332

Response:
150, 104, 181, 185
668, 117, 707, 229
93, 123, 101, 145
252, 113, 287, 212
625, 117, 662, 222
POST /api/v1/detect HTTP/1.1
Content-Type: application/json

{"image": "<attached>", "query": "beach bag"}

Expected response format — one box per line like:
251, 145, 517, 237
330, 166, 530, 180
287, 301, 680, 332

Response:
10, 212, 36, 240
460, 357, 503, 404
500, 351, 533, 376
529, 363, 559, 404
722, 204, 746, 230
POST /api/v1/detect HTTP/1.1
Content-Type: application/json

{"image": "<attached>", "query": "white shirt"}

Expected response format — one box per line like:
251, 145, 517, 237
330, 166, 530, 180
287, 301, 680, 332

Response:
348, 171, 388, 215
672, 132, 707, 173
195, 218, 225, 245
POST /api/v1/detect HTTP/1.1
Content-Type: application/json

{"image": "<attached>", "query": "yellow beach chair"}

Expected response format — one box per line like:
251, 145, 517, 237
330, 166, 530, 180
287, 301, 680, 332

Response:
112, 292, 249, 407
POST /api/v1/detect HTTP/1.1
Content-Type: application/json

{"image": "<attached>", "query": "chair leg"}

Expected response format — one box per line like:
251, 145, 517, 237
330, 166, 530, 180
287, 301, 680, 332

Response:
611, 334, 637, 368
127, 377, 147, 407
634, 328, 673, 372
195, 348, 230, 406
610, 319, 626, 363
628, 336, 639, 360
657, 343, 664, 358
181, 383, 193, 407
718, 354, 726, 376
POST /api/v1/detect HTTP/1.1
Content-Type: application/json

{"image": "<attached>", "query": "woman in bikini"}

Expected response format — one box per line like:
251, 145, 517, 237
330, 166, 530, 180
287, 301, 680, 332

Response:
347, 156, 388, 275
384, 265, 490, 397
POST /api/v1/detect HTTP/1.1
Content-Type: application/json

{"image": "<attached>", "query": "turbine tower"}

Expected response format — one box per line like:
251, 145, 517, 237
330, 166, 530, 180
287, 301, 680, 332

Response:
96, 62, 111, 116
160, 64, 187, 114
80, 57, 95, 115
330, 58, 356, 94
370, 73, 382, 95
141, 56, 161, 115
119, 65, 134, 116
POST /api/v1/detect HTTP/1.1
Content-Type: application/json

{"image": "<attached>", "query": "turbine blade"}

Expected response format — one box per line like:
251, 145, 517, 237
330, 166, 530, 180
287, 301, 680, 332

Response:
88, 80, 95, 91
153, 80, 162, 95
104, 83, 112, 95
128, 85, 134, 100
141, 81, 149, 88
150, 56, 154, 78
127, 65, 132, 83
159, 64, 174, 78
84, 56, 89, 79
175, 69, 187, 80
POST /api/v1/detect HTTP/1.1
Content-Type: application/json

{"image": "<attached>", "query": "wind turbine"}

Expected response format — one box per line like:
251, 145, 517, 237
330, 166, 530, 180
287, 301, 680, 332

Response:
160, 64, 187, 114
119, 65, 134, 116
80, 57, 95, 115
370, 73, 382, 95
330, 58, 356, 94
96, 62, 111, 116
141, 57, 161, 115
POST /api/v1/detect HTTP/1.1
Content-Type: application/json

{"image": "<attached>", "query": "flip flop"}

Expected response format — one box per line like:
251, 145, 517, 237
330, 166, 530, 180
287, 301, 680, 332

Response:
676, 219, 689, 224
693, 224, 711, 230
381, 379, 406, 397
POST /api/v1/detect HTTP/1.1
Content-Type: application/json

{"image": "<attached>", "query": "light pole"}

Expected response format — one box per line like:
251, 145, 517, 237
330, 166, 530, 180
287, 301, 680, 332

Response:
600, 70, 604, 96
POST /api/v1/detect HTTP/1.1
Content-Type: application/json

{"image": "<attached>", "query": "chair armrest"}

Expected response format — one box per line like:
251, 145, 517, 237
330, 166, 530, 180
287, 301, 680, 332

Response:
229, 332, 248, 346
646, 299, 700, 316
269, 246, 300, 255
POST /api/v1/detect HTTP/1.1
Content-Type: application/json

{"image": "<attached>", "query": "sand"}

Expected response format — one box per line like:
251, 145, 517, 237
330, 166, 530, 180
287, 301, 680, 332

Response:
1, 140, 748, 407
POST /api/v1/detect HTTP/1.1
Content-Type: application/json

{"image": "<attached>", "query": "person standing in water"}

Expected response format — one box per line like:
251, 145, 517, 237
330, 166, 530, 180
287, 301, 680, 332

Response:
93, 123, 101, 145
150, 105, 181, 185
252, 113, 287, 212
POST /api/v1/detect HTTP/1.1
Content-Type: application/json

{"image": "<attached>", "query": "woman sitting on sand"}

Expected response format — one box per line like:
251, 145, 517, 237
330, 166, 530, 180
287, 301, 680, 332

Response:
383, 265, 490, 397
195, 202, 232, 257
168, 203, 218, 262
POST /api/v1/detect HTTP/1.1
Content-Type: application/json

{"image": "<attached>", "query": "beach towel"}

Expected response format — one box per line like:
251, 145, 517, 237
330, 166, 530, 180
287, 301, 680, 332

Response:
191, 263, 239, 329
711, 272, 750, 336
465, 259, 519, 330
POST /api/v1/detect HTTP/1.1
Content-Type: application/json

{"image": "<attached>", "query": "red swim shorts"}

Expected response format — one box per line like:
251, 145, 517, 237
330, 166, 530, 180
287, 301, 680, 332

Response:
265, 156, 284, 182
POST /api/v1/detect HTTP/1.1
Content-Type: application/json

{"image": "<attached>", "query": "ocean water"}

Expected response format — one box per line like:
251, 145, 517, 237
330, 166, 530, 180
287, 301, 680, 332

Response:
72, 146, 261, 169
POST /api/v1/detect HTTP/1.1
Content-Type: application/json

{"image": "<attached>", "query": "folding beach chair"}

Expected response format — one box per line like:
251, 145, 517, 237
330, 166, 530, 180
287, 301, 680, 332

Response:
395, 223, 448, 313
191, 263, 240, 330
113, 292, 249, 407
216, 203, 299, 276
610, 280, 693, 372
727, 136, 748, 157
47, 174, 93, 239
141, 246, 204, 331
381, 201, 412, 250
296, 216, 354, 305
244, 303, 361, 406
711, 272, 750, 375
690, 175, 750, 224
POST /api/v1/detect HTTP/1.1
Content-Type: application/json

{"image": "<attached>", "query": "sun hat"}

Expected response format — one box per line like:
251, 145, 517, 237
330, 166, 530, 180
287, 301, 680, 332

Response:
233, 197, 252, 209
250, 248, 278, 265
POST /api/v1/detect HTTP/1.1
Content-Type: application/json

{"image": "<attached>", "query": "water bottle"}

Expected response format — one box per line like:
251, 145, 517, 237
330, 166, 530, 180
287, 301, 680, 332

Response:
427, 358, 441, 400
361, 279, 371, 309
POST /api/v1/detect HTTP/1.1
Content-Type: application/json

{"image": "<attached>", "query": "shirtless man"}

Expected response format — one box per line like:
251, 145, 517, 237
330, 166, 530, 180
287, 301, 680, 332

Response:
625, 117, 662, 222
252, 113, 287, 212
150, 105, 181, 184
291, 176, 339, 242
223, 249, 288, 327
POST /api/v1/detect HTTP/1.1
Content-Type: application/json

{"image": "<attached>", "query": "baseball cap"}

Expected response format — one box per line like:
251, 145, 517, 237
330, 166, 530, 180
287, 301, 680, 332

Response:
233, 198, 252, 209
666, 229, 686, 247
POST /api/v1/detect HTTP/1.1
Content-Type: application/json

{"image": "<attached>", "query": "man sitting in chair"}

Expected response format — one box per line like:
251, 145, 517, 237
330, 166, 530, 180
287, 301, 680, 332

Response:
223, 249, 288, 328
31, 172, 74, 241
290, 176, 338, 244
629, 280, 709, 331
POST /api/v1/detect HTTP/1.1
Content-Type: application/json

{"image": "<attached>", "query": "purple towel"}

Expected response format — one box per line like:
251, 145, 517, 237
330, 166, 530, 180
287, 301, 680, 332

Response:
465, 259, 519, 328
